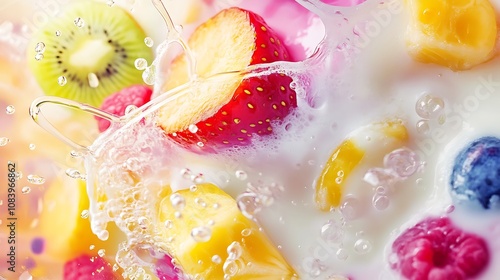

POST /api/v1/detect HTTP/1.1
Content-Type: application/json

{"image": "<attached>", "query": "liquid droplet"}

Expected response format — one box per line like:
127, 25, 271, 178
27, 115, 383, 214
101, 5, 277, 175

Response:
372, 194, 390, 211
320, 220, 344, 244
74, 17, 85, 28
235, 170, 248, 180
212, 255, 222, 264
236, 192, 262, 219
142, 66, 156, 85
196, 142, 204, 147
35, 42, 45, 53
188, 124, 199, 133
98, 230, 109, 241
135, 58, 148, 70
58, 76, 67, 86
98, 249, 106, 257
88, 73, 99, 88
0, 137, 9, 146
415, 94, 445, 119
55, 30, 61, 36
336, 248, 348, 260
170, 193, 186, 210
384, 148, 420, 178
125, 105, 138, 115
81, 209, 89, 219
308, 259, 323, 277
144, 37, 154, 47
241, 228, 252, 237
363, 168, 398, 187
66, 168, 81, 179
5, 105, 15, 114
353, 239, 372, 254
34, 53, 44, 61
106, 0, 115, 6
227, 241, 242, 260
22, 186, 31, 194
223, 260, 239, 277
416, 119, 430, 134
29, 143, 36, 150
339, 197, 361, 221
89, 244, 95, 250
191, 226, 212, 242
27, 174, 45, 185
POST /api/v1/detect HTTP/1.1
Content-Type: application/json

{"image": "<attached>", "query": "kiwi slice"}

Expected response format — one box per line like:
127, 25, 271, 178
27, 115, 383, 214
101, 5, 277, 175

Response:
28, 1, 153, 107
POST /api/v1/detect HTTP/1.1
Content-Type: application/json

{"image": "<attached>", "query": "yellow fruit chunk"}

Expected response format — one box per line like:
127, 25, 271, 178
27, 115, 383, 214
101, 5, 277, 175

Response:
38, 175, 122, 260
315, 120, 408, 211
406, 0, 497, 70
158, 184, 297, 279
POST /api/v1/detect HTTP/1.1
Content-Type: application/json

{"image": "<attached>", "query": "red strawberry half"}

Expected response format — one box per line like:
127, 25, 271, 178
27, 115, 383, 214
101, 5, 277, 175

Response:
63, 254, 118, 280
157, 7, 296, 151
391, 217, 489, 280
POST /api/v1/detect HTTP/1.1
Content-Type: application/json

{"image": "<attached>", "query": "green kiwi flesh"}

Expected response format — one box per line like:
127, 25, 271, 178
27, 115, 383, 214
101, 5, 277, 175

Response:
28, 1, 153, 107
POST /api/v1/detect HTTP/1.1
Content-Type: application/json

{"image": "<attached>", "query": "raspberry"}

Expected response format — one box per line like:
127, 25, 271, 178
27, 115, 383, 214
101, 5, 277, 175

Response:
63, 254, 117, 280
451, 136, 500, 209
391, 217, 489, 280
96, 85, 153, 132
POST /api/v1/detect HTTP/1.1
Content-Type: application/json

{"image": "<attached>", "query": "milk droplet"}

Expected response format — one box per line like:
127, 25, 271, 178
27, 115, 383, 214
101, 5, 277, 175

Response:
372, 194, 390, 211
88, 73, 99, 88
144, 37, 154, 47
134, 58, 148, 70
0, 137, 9, 146
236, 192, 262, 218
180, 168, 191, 179
29, 143, 36, 150
22, 186, 31, 194
98, 230, 109, 241
74, 17, 85, 28
363, 168, 398, 187
336, 248, 348, 260
142, 66, 156, 85
191, 173, 204, 184
170, 193, 186, 210
5, 105, 15, 114
212, 255, 222, 264
416, 119, 430, 134
320, 220, 344, 244
235, 170, 248, 180
35, 42, 45, 53
34, 53, 44, 61
66, 168, 81, 179
188, 124, 199, 133
125, 105, 138, 115
339, 197, 360, 221
58, 76, 67, 86
191, 226, 212, 242
98, 249, 106, 257
415, 94, 445, 119
227, 241, 242, 260
89, 244, 95, 250
353, 239, 372, 254
55, 30, 61, 36
223, 260, 238, 276
189, 185, 198, 192
27, 174, 45, 185
384, 148, 420, 178
81, 209, 89, 219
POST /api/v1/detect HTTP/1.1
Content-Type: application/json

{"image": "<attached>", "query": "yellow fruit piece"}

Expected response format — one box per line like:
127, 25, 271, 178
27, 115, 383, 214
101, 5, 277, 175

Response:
405, 0, 497, 70
315, 120, 408, 211
38, 175, 122, 260
158, 184, 297, 279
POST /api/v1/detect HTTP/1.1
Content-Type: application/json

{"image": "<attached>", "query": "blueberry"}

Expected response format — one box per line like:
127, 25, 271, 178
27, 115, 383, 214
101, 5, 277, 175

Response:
451, 136, 500, 209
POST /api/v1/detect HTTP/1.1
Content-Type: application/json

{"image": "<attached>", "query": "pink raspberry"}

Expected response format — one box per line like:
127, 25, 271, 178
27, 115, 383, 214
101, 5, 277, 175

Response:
96, 85, 153, 132
63, 254, 117, 280
391, 217, 489, 280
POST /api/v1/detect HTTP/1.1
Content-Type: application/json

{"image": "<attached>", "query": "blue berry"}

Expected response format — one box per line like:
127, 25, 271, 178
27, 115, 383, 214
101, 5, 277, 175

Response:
451, 136, 500, 209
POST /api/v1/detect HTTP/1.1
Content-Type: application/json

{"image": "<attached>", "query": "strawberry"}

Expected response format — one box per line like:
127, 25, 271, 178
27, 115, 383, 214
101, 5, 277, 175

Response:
95, 85, 153, 132
63, 254, 118, 280
157, 7, 296, 151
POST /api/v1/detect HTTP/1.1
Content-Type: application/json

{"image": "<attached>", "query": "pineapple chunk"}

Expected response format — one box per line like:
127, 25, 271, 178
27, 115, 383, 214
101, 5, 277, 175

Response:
158, 183, 297, 279
315, 120, 408, 211
406, 0, 497, 70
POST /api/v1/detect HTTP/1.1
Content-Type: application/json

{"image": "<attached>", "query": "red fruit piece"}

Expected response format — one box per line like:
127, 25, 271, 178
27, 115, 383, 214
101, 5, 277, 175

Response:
391, 217, 489, 280
157, 7, 296, 151
96, 85, 153, 132
154, 254, 182, 280
63, 254, 117, 280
